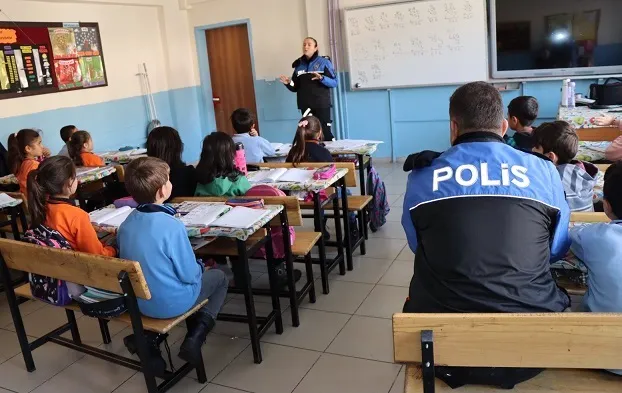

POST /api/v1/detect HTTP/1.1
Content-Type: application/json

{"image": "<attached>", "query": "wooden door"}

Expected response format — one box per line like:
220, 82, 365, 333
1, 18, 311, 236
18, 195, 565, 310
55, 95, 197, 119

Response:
206, 24, 258, 135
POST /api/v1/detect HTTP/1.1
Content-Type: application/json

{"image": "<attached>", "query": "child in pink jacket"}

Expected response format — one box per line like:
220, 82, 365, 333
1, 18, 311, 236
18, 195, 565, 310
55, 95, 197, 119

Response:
594, 115, 622, 161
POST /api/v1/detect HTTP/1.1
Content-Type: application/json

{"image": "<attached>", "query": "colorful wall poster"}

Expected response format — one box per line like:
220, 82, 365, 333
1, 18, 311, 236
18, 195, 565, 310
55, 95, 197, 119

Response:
54, 58, 82, 90
37, 45, 54, 87
0, 52, 9, 90
2, 46, 20, 91
48, 27, 77, 59
79, 56, 105, 87
74, 26, 100, 57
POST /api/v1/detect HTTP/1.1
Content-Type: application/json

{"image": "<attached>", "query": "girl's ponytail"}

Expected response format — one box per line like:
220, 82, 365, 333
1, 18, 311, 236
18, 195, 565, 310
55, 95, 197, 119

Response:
68, 130, 90, 167
286, 125, 308, 166
286, 116, 323, 166
7, 129, 40, 175
27, 169, 47, 228
26, 156, 76, 228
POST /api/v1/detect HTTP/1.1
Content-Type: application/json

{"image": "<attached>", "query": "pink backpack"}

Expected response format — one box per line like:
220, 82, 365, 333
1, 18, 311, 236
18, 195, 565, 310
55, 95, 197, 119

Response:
246, 185, 296, 260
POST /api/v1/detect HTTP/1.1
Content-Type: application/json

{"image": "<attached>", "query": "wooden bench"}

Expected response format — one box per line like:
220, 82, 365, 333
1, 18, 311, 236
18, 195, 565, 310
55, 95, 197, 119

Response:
0, 238, 209, 393
172, 196, 320, 326
393, 313, 622, 392
253, 162, 372, 268
571, 211, 609, 223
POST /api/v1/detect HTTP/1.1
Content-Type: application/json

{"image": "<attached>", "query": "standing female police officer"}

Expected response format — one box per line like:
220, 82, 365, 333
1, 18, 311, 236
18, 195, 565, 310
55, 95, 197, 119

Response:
279, 37, 338, 141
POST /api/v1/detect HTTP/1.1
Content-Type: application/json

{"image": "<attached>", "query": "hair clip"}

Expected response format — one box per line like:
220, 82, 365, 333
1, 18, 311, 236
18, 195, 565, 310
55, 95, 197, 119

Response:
298, 120, 309, 127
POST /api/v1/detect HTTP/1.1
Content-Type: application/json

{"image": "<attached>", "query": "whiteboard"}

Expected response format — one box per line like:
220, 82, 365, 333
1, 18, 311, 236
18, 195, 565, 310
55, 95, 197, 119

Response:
343, 0, 488, 90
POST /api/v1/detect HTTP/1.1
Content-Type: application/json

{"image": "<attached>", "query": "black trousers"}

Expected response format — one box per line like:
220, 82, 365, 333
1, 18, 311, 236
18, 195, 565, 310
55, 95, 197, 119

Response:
301, 107, 335, 141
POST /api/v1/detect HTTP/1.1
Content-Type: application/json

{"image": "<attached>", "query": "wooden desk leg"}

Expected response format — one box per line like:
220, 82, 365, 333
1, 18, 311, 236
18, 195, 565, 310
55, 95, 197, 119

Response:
331, 188, 346, 276
340, 178, 354, 271
0, 255, 35, 372
357, 153, 366, 196
9, 207, 21, 241
278, 210, 299, 327
235, 239, 261, 363
264, 225, 284, 333
313, 192, 330, 293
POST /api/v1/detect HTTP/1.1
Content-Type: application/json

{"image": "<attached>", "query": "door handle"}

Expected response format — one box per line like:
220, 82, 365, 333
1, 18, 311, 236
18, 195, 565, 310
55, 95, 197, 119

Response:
212, 97, 221, 102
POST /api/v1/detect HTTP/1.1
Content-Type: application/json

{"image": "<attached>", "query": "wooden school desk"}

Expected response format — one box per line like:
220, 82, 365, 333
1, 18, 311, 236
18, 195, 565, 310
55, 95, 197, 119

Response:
92, 204, 286, 364
98, 149, 147, 165
246, 166, 352, 294
262, 140, 381, 196
558, 106, 622, 141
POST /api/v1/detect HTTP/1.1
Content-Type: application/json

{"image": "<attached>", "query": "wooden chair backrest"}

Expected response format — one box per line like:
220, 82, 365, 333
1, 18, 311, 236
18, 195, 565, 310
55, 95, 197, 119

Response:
596, 164, 610, 173
114, 164, 125, 183
570, 211, 609, 223
171, 196, 302, 226
253, 162, 356, 187
393, 313, 622, 369
0, 238, 150, 299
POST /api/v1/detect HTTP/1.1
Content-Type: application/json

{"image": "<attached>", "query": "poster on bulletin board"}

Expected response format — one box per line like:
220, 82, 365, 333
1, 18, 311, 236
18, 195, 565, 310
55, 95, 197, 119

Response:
0, 22, 107, 100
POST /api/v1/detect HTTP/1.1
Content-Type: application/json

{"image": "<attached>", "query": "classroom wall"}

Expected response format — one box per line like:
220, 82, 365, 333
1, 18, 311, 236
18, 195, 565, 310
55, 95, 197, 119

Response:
0, 0, 203, 161
187, 0, 600, 159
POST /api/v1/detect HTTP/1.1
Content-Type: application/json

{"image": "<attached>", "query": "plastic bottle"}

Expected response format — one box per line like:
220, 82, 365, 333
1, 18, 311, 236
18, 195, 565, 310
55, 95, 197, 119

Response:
234, 142, 248, 175
561, 79, 570, 107
569, 82, 576, 108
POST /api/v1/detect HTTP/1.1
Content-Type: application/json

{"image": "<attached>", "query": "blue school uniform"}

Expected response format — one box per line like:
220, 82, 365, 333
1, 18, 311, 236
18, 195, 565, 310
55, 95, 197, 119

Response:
232, 133, 275, 163
570, 221, 622, 375
118, 204, 203, 319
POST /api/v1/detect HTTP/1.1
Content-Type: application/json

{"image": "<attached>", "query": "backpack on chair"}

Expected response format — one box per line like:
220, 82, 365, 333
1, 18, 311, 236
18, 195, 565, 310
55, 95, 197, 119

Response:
366, 167, 390, 232
245, 185, 296, 260
22, 225, 74, 306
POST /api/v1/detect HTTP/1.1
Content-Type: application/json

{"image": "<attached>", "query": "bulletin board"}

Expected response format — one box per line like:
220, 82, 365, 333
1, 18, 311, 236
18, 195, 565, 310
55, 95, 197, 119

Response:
0, 21, 107, 100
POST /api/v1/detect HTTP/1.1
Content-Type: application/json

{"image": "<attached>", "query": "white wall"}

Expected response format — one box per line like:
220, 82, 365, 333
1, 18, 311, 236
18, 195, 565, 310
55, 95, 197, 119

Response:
187, 0, 429, 79
188, 0, 308, 80
0, 0, 198, 118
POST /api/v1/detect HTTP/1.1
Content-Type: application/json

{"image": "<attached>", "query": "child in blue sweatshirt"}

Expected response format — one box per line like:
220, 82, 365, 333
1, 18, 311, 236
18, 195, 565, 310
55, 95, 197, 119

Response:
118, 157, 228, 368
231, 108, 275, 163
569, 162, 622, 376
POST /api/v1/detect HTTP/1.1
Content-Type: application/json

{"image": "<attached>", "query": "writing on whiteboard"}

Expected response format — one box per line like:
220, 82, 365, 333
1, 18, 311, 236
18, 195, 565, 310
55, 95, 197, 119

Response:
344, 0, 487, 89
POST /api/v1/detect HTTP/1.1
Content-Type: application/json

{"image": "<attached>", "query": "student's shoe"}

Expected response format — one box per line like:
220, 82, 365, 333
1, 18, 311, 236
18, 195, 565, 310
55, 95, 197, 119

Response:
123, 331, 168, 377
274, 261, 302, 288
178, 314, 215, 367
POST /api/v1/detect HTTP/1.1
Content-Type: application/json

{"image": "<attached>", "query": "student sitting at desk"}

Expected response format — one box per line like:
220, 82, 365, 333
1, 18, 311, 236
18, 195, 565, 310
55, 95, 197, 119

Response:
593, 114, 622, 161
402, 82, 570, 389
119, 157, 229, 369
8, 129, 49, 196
569, 162, 622, 376
57, 125, 77, 157
68, 131, 105, 167
231, 108, 275, 163
532, 121, 598, 212
286, 116, 333, 165
504, 96, 539, 150
147, 126, 197, 201
195, 132, 251, 197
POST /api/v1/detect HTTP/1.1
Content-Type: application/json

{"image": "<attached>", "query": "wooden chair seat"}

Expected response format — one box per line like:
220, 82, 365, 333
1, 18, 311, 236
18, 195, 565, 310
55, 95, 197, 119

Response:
291, 231, 321, 256
404, 364, 622, 393
194, 230, 267, 257
14, 283, 206, 334
323, 195, 372, 211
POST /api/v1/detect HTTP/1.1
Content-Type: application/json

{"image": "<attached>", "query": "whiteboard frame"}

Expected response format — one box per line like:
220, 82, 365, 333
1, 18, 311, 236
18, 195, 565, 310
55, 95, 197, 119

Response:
342, 0, 490, 91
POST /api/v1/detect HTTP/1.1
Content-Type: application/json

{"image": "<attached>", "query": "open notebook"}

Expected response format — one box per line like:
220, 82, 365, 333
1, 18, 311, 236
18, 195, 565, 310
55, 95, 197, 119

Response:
176, 202, 231, 227
89, 206, 134, 227
250, 168, 314, 184
0, 193, 18, 209
210, 206, 272, 229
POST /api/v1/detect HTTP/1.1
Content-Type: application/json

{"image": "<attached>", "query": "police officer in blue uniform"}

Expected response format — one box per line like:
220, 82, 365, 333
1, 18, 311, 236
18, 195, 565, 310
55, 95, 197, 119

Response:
401, 82, 571, 389
280, 37, 338, 141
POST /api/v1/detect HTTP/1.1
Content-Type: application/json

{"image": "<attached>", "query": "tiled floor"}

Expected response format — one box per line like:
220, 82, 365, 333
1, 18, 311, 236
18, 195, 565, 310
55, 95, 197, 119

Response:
0, 161, 411, 393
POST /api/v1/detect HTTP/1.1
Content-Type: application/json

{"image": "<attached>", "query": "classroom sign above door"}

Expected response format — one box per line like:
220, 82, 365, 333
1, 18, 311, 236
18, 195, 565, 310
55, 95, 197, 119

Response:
0, 22, 107, 100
